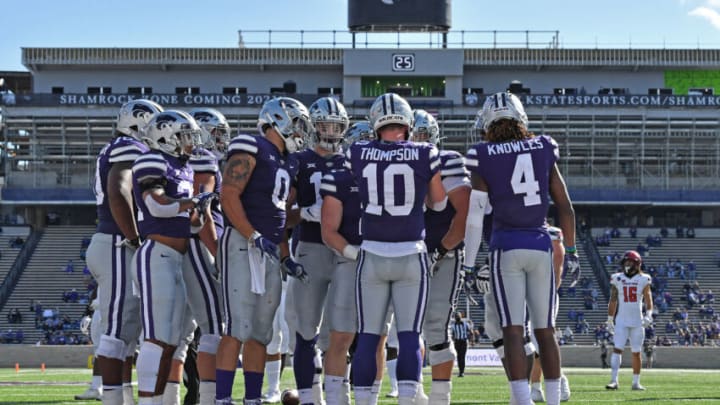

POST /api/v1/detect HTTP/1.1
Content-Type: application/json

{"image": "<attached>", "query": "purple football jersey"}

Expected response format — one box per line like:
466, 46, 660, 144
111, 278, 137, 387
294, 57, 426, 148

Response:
424, 150, 470, 252
466, 135, 559, 251
94, 136, 149, 235
226, 134, 298, 244
132, 151, 194, 239
291, 149, 346, 244
345, 140, 440, 243
190, 147, 224, 238
319, 168, 362, 246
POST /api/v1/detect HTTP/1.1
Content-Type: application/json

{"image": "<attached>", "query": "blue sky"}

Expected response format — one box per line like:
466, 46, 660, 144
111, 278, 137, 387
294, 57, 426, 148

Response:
2, 0, 720, 71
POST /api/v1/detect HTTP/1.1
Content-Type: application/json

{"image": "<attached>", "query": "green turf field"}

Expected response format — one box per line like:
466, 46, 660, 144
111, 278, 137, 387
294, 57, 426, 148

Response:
0, 367, 718, 404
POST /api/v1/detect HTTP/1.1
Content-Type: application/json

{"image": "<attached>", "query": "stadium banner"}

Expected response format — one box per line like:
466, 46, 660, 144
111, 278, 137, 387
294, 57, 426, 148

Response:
5, 93, 326, 107
463, 93, 720, 108
463, 348, 503, 367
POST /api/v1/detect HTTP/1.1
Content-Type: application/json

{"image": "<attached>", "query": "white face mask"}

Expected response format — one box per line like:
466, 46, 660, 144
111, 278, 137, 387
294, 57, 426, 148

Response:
624, 265, 633, 272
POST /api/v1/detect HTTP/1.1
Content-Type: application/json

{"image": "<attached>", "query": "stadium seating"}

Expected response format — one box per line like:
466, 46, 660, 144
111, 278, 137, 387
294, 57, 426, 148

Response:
0, 225, 94, 344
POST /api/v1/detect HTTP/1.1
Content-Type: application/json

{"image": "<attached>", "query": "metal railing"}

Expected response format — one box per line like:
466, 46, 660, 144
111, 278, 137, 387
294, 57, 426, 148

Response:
0, 229, 42, 311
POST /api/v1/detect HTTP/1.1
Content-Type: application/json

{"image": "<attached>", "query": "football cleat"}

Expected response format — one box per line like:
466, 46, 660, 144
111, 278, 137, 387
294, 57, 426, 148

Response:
74, 387, 102, 400
560, 374, 571, 401
530, 386, 545, 402
632, 383, 646, 391
386, 389, 399, 398
261, 390, 281, 403
605, 382, 619, 390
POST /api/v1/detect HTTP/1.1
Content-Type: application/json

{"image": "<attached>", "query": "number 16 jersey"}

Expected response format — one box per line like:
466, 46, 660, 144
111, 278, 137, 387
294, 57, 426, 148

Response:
466, 135, 558, 252
610, 272, 652, 328
345, 140, 440, 254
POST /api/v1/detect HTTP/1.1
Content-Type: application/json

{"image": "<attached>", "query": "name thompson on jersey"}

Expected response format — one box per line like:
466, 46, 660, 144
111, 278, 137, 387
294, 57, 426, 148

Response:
359, 143, 421, 161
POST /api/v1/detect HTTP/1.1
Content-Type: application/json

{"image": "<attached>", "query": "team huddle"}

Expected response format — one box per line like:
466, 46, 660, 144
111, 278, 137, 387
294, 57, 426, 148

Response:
86, 90, 652, 405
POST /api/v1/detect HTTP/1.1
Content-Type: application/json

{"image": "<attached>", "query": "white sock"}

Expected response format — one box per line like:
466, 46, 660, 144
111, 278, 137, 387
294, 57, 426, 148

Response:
313, 350, 324, 404
545, 378, 560, 405
370, 379, 382, 404
610, 353, 621, 383
633, 374, 640, 385
531, 381, 543, 391
137, 397, 154, 405
123, 383, 135, 405
152, 395, 163, 405
325, 375, 345, 405
398, 380, 418, 399
265, 359, 281, 394
429, 380, 451, 405
103, 386, 124, 405
91, 375, 103, 390
199, 381, 216, 405
510, 379, 530, 404
162, 382, 180, 405
340, 379, 351, 405
386, 359, 398, 392
299, 388, 314, 405
353, 386, 372, 405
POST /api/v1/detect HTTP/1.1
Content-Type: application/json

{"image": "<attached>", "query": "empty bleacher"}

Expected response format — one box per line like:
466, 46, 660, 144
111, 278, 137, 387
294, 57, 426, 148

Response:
0, 225, 94, 344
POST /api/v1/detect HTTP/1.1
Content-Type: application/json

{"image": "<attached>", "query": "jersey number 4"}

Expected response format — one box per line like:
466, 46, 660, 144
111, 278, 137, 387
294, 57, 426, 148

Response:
511, 153, 541, 206
362, 163, 415, 216
622, 286, 638, 303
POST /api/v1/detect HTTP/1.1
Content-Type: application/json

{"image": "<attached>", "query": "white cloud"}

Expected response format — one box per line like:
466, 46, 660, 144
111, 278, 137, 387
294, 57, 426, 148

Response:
689, 6, 720, 29
706, 0, 720, 9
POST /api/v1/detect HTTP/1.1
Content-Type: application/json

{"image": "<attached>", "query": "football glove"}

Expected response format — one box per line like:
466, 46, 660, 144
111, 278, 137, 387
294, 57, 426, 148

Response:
565, 252, 581, 288
642, 314, 654, 328
300, 203, 322, 223
192, 191, 218, 212
475, 264, 491, 294
606, 315, 615, 334
460, 266, 480, 305
281, 256, 310, 283
116, 237, 141, 251
429, 246, 448, 277
249, 231, 279, 261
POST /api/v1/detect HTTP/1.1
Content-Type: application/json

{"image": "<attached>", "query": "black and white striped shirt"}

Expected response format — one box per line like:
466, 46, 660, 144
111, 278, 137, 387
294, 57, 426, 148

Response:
452, 320, 471, 341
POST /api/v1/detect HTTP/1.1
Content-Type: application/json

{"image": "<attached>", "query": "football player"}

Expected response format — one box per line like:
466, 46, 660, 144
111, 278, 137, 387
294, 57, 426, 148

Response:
605, 250, 653, 391
290, 96, 350, 405
412, 109, 470, 405
318, 119, 373, 405
466, 92, 578, 405
131, 110, 216, 404
345, 93, 445, 405
86, 99, 161, 405
215, 97, 310, 405
152, 108, 229, 405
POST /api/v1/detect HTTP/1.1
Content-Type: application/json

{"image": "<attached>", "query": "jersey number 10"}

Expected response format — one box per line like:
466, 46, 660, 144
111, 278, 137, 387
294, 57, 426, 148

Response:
622, 286, 638, 303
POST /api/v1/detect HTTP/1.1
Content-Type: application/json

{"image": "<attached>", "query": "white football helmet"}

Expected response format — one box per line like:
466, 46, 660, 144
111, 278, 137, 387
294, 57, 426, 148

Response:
346, 121, 375, 144
257, 97, 312, 153
481, 92, 528, 132
189, 108, 231, 154
368, 93, 414, 139
412, 109, 440, 145
116, 99, 164, 139
141, 110, 201, 157
309, 97, 349, 152
471, 113, 485, 142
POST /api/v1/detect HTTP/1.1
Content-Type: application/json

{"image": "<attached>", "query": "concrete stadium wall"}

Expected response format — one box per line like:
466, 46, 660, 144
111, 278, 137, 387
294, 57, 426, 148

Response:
0, 345, 717, 369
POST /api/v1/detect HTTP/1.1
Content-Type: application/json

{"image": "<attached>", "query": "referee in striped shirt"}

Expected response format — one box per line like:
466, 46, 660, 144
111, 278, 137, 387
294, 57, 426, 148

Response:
451, 312, 472, 377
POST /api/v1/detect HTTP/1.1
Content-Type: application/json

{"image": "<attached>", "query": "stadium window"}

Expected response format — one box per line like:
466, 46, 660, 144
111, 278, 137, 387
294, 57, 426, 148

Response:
128, 87, 153, 95
175, 87, 200, 95
51, 87, 64, 94
88, 87, 112, 94
648, 88, 673, 95
688, 88, 714, 96
318, 87, 343, 95
554, 88, 577, 95
361, 77, 445, 98
223, 87, 247, 95
462, 87, 484, 95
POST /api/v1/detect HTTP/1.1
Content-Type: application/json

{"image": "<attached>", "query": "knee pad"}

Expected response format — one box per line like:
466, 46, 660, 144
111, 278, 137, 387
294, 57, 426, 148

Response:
492, 339, 505, 359
173, 340, 190, 362
198, 334, 221, 355
386, 346, 398, 361
97, 335, 127, 361
428, 343, 456, 366
524, 341, 537, 356
137, 341, 163, 393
